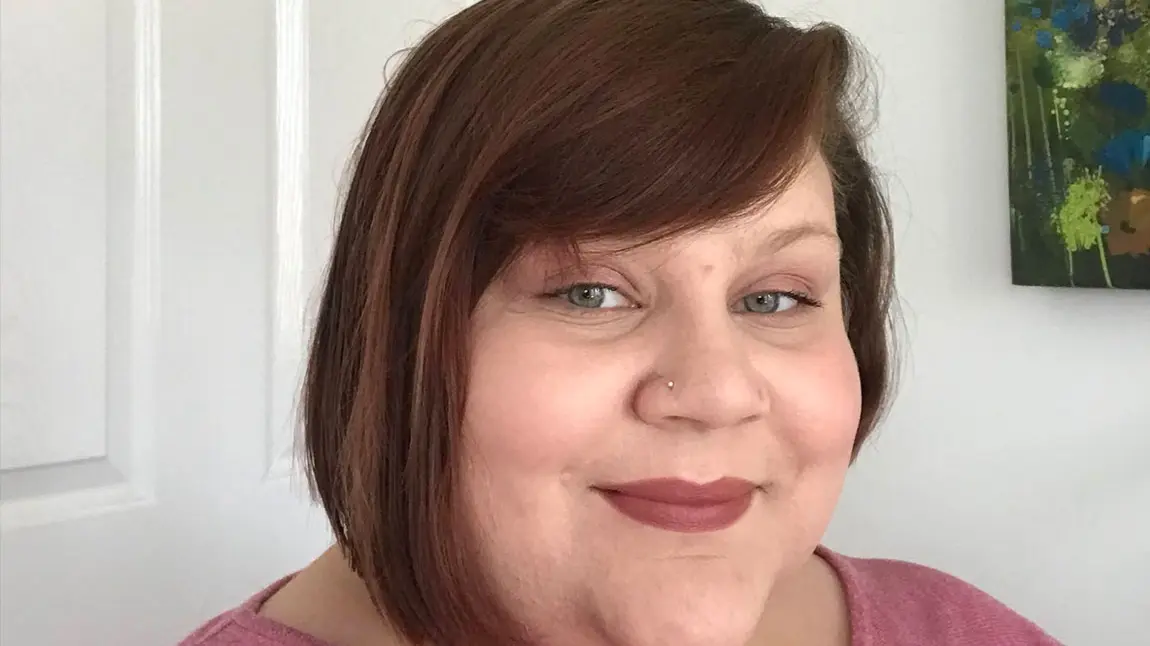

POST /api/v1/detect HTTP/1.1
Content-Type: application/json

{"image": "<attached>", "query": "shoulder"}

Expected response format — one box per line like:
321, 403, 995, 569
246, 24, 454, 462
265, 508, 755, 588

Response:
177, 612, 251, 646
817, 547, 1064, 646
176, 577, 332, 646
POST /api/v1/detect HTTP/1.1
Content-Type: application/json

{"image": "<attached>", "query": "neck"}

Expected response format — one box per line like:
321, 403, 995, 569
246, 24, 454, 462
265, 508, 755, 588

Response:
264, 547, 849, 646
749, 552, 851, 646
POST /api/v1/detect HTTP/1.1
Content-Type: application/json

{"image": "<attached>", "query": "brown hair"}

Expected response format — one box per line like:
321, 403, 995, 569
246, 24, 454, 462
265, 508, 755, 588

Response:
303, 0, 896, 643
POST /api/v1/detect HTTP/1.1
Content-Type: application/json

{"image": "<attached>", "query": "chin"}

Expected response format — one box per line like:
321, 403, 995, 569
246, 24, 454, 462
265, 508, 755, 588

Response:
594, 571, 770, 646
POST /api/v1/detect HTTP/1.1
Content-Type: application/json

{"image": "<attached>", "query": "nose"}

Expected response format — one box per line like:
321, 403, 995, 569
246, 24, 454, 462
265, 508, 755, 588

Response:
633, 316, 769, 433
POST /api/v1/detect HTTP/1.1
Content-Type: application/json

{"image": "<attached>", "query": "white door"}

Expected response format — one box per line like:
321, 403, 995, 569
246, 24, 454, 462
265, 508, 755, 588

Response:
0, 1, 468, 644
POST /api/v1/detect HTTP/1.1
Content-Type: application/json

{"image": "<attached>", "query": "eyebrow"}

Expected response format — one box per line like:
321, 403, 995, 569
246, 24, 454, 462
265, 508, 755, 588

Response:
754, 223, 841, 255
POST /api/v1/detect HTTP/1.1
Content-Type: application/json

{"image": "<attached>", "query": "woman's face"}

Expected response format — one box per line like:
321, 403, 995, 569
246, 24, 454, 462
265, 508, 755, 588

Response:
462, 157, 861, 646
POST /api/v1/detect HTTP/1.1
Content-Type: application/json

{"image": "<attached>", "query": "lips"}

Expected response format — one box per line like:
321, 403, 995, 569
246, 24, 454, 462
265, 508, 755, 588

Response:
596, 477, 758, 533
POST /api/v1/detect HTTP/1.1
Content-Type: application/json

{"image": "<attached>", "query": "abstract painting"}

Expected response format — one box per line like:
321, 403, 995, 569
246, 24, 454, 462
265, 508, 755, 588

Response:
1006, 0, 1150, 289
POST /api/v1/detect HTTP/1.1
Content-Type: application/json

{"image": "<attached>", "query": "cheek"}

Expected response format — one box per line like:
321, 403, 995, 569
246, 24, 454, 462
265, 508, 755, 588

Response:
764, 333, 861, 539
457, 318, 630, 598
461, 321, 620, 487
773, 332, 862, 458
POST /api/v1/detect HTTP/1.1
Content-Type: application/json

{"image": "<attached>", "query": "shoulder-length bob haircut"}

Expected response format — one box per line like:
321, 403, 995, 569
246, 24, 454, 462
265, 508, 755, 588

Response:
303, 0, 896, 643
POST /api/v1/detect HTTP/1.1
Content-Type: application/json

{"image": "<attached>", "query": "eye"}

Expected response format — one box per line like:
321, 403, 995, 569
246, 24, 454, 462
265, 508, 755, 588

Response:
556, 283, 633, 309
737, 290, 816, 314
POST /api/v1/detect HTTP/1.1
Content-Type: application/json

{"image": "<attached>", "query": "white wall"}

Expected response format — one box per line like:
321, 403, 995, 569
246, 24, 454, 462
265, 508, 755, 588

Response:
762, 2, 1150, 644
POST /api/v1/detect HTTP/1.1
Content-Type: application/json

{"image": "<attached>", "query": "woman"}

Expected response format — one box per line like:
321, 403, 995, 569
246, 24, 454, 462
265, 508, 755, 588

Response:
180, 0, 1062, 644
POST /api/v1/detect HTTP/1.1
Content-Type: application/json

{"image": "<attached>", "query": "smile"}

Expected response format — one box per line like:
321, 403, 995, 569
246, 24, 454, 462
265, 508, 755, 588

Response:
595, 477, 758, 533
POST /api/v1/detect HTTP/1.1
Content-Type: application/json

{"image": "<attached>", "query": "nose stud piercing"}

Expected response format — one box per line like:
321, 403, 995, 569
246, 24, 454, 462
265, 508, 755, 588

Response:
667, 380, 675, 390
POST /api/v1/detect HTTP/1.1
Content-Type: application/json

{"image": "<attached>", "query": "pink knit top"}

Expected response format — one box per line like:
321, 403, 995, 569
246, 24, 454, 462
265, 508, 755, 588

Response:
178, 547, 1063, 645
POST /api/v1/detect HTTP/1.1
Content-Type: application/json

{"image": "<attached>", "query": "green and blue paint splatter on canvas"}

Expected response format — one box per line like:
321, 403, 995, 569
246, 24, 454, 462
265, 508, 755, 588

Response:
1006, 0, 1150, 289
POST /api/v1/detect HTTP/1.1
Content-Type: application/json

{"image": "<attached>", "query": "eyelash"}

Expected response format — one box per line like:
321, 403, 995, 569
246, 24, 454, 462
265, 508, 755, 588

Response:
542, 283, 824, 313
769, 290, 823, 309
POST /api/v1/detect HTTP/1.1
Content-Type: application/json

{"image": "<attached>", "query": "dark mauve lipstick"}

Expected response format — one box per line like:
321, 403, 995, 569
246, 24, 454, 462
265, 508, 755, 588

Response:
596, 477, 757, 533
